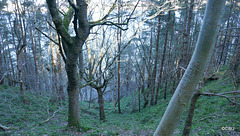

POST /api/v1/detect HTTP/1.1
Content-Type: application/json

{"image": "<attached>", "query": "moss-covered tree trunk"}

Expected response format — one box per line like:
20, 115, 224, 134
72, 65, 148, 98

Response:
153, 0, 226, 135
46, 0, 89, 128
66, 56, 80, 126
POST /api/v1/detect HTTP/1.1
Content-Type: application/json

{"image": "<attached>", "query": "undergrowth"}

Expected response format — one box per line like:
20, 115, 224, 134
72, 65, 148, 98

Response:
0, 68, 239, 135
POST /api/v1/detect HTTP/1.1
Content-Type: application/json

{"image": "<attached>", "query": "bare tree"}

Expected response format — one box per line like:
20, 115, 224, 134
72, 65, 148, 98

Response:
46, 0, 139, 127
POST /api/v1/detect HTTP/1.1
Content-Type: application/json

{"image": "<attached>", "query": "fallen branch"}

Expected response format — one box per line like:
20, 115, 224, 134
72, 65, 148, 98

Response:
0, 124, 10, 131
195, 113, 218, 122
40, 107, 62, 124
0, 124, 17, 131
200, 91, 240, 105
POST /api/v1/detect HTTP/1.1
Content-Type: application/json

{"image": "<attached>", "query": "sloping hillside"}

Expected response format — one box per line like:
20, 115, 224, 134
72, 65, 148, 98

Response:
0, 70, 239, 135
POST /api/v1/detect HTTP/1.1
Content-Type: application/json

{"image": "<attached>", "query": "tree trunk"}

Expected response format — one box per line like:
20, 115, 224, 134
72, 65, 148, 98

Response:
97, 88, 105, 120
29, 11, 39, 91
150, 14, 161, 106
143, 28, 154, 108
185, 0, 195, 64
50, 25, 58, 98
182, 92, 200, 136
153, 0, 226, 135
0, 48, 3, 85
155, 10, 170, 103
57, 35, 64, 100
139, 86, 141, 112
89, 87, 92, 109
164, 10, 174, 101
117, 0, 122, 114
47, 0, 89, 128
217, 2, 232, 68
180, 0, 189, 73
66, 62, 80, 127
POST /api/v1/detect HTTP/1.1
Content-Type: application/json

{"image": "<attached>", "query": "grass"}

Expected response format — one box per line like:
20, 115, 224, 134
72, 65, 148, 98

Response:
0, 69, 239, 135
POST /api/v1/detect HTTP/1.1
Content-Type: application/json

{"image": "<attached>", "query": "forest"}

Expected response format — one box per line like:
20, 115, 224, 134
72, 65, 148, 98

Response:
0, 0, 239, 135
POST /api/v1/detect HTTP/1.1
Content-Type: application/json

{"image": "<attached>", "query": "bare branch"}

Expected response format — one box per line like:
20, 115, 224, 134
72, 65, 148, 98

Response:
123, 0, 140, 24
57, 34, 66, 63
89, 0, 117, 25
35, 27, 60, 46
40, 107, 62, 124
200, 91, 240, 105
90, 21, 128, 30
68, 0, 78, 10
89, 0, 140, 30
46, 0, 73, 45
46, 20, 57, 31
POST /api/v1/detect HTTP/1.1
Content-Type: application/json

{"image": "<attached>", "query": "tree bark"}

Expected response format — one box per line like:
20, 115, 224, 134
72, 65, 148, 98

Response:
117, 0, 122, 114
47, 0, 89, 128
57, 44, 64, 100
155, 10, 171, 103
180, 0, 189, 73
143, 28, 153, 108
0, 47, 3, 85
97, 88, 105, 120
182, 92, 200, 136
150, 14, 161, 106
153, 0, 226, 135
185, 0, 195, 64
66, 61, 80, 126
217, 2, 232, 68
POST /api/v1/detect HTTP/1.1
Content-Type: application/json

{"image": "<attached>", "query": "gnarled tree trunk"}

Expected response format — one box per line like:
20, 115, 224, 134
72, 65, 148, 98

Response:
46, 0, 89, 128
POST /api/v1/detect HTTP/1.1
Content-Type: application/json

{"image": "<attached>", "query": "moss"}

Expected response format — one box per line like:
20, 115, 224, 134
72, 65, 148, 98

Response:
62, 7, 74, 29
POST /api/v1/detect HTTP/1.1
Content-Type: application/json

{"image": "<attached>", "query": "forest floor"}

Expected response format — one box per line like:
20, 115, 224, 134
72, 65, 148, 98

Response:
0, 69, 240, 136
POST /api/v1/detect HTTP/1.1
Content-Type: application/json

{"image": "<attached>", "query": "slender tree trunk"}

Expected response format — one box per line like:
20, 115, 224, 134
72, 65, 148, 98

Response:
7, 44, 15, 85
217, 2, 232, 68
139, 86, 141, 112
143, 28, 153, 108
155, 11, 171, 103
164, 10, 174, 100
150, 14, 161, 106
230, 38, 240, 91
117, 0, 122, 113
154, 0, 225, 135
89, 87, 92, 109
185, 0, 194, 64
141, 57, 147, 108
182, 91, 200, 136
170, 16, 177, 93
0, 48, 3, 85
17, 52, 24, 99
7, 15, 17, 85
223, 26, 233, 65
57, 44, 64, 100
180, 0, 189, 73
31, 31, 40, 90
